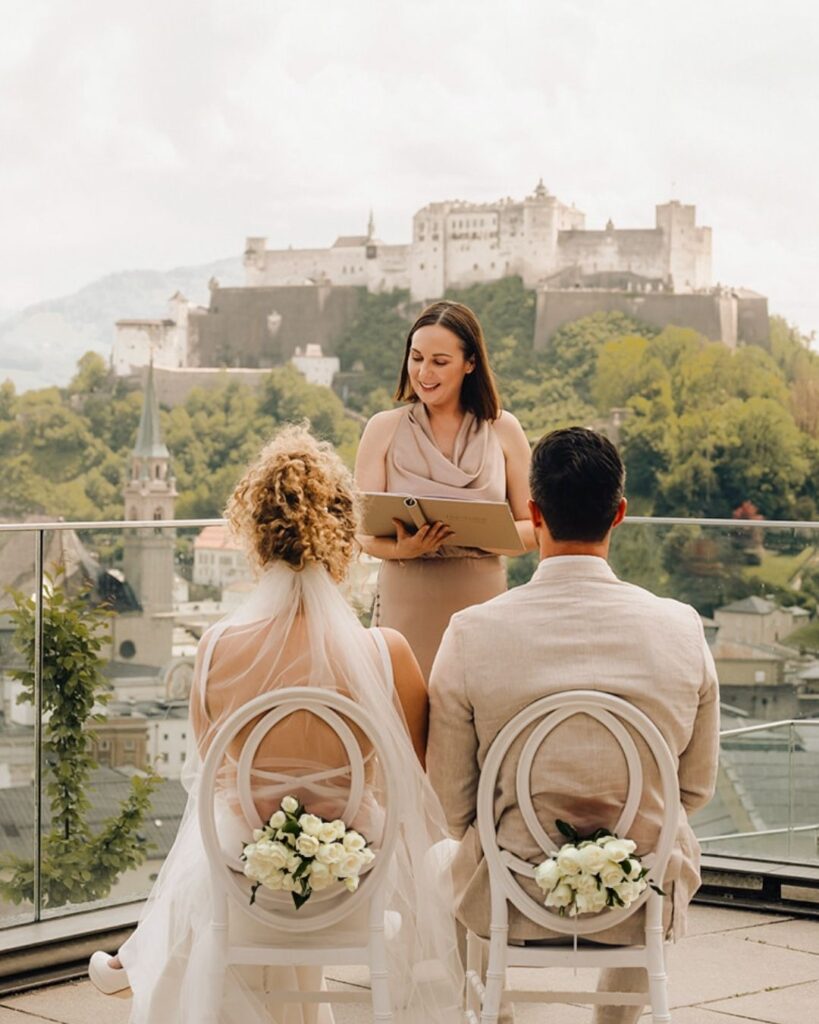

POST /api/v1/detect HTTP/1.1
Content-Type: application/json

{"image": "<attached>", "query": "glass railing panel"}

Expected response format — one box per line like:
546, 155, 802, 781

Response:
608, 518, 819, 868
0, 528, 39, 928
1, 514, 818, 934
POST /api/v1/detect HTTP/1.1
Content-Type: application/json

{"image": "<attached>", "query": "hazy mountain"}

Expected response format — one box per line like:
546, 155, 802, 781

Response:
0, 257, 244, 393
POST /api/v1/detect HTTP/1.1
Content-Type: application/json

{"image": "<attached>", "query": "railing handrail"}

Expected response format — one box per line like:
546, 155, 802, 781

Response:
0, 518, 226, 532
0, 514, 818, 533
699, 822, 819, 842
720, 719, 819, 738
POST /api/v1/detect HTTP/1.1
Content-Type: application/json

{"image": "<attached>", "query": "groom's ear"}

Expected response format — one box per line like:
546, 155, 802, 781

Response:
528, 498, 544, 529
611, 497, 628, 530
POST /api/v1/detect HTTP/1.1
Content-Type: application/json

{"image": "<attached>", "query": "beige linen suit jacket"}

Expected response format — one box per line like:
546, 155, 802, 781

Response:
427, 555, 720, 944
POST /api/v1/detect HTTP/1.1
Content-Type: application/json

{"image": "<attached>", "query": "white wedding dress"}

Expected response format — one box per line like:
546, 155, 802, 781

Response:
118, 562, 462, 1024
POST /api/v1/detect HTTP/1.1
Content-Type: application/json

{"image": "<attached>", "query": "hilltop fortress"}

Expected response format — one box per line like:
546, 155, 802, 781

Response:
244, 180, 712, 299
113, 182, 768, 391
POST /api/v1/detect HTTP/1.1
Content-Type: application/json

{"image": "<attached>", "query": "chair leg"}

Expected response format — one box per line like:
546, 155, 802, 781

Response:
466, 930, 482, 1015
646, 934, 671, 1023
480, 926, 507, 1024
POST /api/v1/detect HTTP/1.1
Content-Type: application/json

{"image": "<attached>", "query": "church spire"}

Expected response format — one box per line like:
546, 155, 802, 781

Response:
367, 208, 375, 241
133, 362, 169, 460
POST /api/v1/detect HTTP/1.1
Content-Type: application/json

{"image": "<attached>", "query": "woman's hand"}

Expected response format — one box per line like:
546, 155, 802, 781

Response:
393, 519, 454, 559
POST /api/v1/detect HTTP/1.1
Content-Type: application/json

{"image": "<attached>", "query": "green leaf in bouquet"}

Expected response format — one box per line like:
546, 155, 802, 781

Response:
293, 858, 310, 879
621, 859, 632, 875
249, 882, 260, 906
292, 889, 311, 910
555, 819, 579, 842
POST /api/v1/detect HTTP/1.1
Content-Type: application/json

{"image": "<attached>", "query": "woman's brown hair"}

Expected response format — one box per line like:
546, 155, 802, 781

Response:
393, 301, 501, 421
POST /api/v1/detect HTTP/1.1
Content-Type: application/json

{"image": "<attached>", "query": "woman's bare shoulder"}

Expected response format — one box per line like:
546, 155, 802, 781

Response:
492, 409, 527, 445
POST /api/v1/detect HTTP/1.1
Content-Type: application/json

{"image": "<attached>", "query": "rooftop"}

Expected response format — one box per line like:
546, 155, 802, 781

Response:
1, 904, 816, 1022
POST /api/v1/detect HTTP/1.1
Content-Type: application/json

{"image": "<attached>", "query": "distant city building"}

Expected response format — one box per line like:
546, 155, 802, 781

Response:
291, 344, 340, 388
193, 524, 249, 589
114, 363, 177, 670
714, 596, 805, 648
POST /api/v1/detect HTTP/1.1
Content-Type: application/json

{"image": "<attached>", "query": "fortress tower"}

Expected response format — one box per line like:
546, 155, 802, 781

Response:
114, 363, 177, 669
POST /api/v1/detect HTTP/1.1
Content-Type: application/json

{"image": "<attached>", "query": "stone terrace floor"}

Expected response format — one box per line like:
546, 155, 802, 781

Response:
0, 904, 816, 1022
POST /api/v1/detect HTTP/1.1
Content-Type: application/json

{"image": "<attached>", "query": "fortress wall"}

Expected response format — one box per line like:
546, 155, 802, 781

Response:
364, 244, 411, 293
251, 246, 369, 288
533, 290, 743, 349
557, 229, 667, 281
187, 284, 362, 367
113, 321, 183, 376
737, 295, 770, 346
139, 366, 271, 408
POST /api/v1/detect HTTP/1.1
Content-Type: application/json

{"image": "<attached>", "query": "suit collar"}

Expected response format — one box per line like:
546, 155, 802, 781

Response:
531, 554, 618, 583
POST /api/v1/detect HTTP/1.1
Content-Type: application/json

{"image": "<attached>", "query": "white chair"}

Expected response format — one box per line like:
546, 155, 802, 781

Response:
465, 690, 679, 1024
198, 686, 402, 1022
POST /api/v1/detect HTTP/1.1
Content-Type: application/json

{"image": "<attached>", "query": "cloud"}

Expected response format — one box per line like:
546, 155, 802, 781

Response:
0, 0, 817, 339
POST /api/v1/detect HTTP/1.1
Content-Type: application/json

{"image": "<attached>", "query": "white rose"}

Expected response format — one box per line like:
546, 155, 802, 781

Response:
626, 859, 643, 880
534, 859, 560, 892
600, 862, 625, 887
281, 873, 298, 893
556, 847, 582, 876
268, 811, 286, 829
259, 868, 285, 891
545, 882, 574, 909
316, 841, 345, 865
342, 830, 366, 852
296, 834, 321, 857
359, 847, 375, 866
344, 875, 360, 893
604, 839, 636, 862
318, 822, 339, 844
573, 872, 599, 896
329, 819, 347, 840
243, 840, 282, 879
266, 840, 291, 870
299, 813, 323, 837
308, 861, 333, 891
577, 843, 607, 874
286, 852, 302, 873
281, 796, 299, 814
576, 889, 607, 914
617, 878, 647, 907
252, 828, 265, 842
337, 852, 365, 878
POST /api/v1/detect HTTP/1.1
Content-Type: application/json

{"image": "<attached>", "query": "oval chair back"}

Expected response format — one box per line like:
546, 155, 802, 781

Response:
476, 690, 679, 936
198, 686, 402, 934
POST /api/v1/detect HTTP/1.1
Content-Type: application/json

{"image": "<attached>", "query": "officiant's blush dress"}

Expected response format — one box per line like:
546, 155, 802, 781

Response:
373, 404, 507, 679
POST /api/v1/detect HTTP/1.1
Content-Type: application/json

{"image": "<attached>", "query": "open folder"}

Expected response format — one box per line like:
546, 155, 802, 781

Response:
360, 492, 523, 552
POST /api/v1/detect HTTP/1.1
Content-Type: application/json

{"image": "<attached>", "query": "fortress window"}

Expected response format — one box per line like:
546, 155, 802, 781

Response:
119, 640, 136, 659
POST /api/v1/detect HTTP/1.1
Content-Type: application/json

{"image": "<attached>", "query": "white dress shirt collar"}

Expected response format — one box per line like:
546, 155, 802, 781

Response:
531, 554, 618, 583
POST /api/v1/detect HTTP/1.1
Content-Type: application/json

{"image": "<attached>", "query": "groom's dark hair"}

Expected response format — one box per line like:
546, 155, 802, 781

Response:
530, 427, 625, 542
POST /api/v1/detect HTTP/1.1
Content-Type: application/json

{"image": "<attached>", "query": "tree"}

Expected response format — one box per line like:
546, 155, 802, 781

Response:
0, 582, 160, 908
549, 311, 657, 402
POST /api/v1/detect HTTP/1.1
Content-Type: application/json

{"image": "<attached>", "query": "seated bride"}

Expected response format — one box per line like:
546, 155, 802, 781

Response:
89, 424, 463, 1024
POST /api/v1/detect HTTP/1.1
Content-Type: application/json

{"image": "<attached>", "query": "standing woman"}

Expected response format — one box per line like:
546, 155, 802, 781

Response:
355, 300, 535, 680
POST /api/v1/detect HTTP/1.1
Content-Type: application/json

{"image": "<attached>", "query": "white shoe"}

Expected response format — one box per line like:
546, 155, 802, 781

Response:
88, 951, 131, 996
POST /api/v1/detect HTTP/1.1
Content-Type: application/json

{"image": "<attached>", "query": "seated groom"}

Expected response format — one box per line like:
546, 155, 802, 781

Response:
427, 426, 720, 1024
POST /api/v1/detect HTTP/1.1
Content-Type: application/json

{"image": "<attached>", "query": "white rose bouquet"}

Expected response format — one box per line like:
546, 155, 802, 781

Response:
533, 820, 662, 918
241, 795, 375, 909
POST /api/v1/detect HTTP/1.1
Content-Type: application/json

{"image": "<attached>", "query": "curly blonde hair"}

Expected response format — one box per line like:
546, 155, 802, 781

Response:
225, 425, 360, 582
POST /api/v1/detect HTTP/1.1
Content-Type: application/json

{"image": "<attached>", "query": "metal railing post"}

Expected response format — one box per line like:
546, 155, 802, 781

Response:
32, 529, 45, 921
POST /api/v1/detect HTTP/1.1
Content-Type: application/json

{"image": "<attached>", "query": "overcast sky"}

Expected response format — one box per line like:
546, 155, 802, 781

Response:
2, 0, 818, 337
